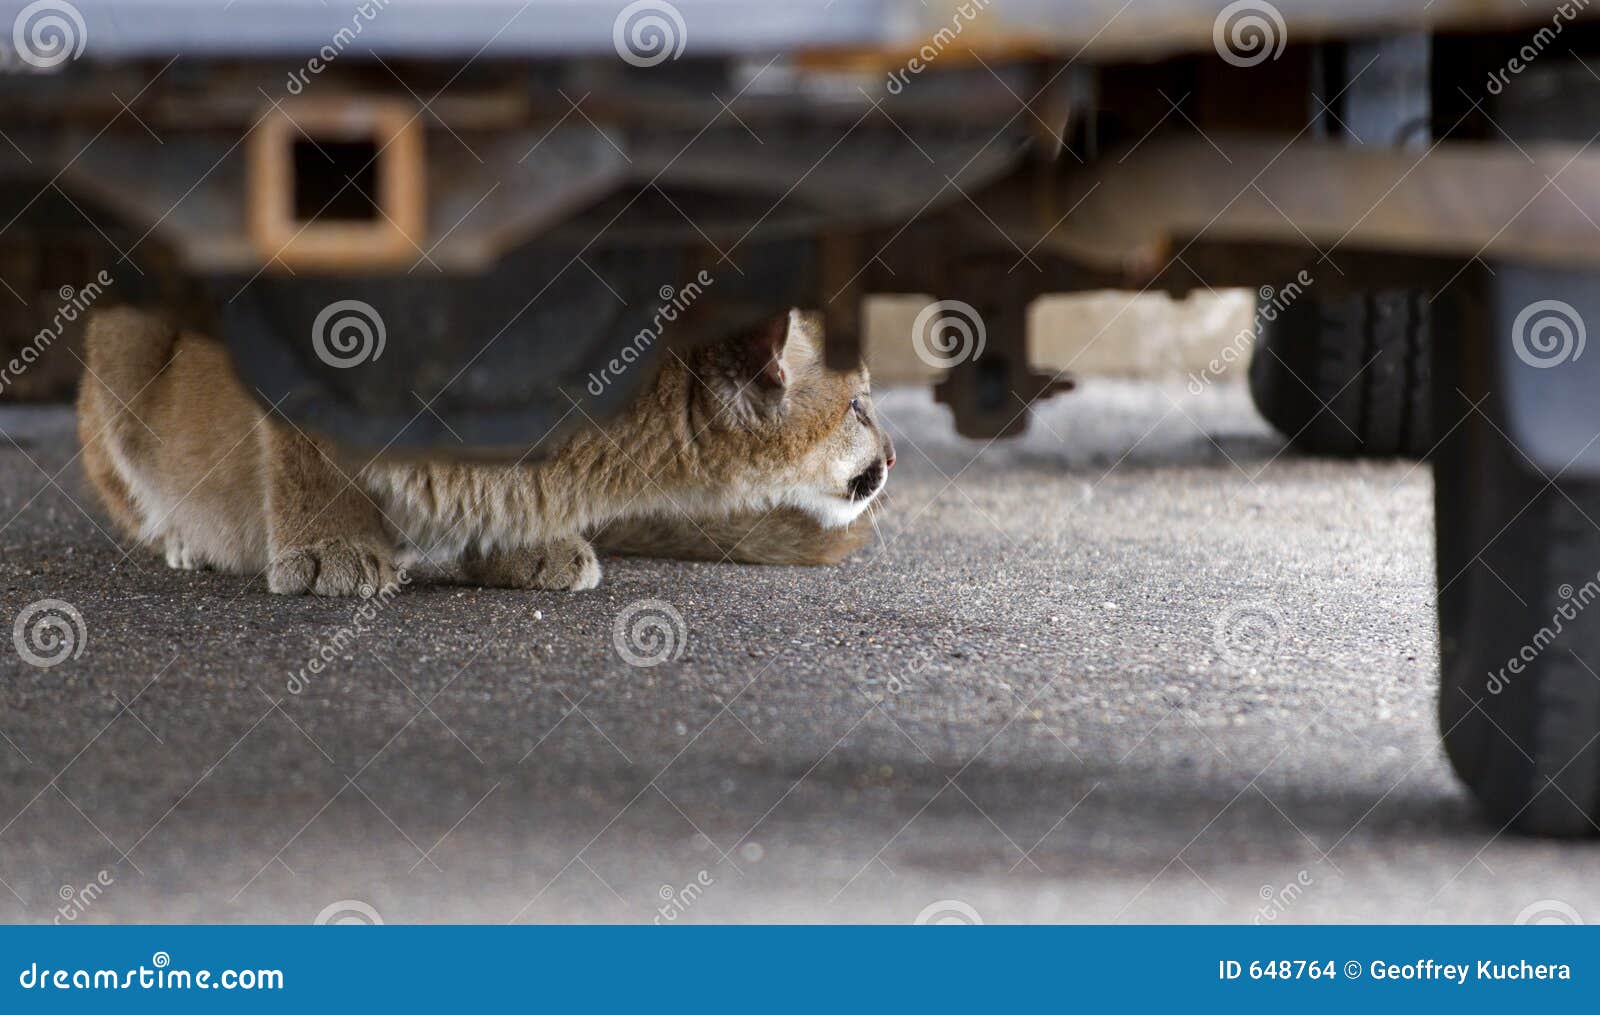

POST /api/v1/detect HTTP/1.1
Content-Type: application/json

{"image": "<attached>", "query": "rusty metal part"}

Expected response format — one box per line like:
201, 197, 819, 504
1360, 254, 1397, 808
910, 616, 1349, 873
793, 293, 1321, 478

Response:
1010, 133, 1600, 278
247, 97, 426, 272
930, 266, 1076, 440
820, 231, 865, 370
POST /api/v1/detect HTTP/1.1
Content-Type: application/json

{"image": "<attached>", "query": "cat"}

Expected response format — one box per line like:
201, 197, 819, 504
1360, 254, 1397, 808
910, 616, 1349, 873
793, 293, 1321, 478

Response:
76, 307, 893, 594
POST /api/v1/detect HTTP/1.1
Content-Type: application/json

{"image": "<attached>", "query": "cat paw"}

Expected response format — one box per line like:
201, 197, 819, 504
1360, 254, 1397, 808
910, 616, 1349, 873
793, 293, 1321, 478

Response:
163, 536, 205, 571
269, 539, 396, 597
466, 538, 601, 591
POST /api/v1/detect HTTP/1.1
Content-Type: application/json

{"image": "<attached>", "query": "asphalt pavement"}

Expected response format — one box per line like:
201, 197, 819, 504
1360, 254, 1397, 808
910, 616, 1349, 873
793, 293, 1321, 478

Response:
0, 379, 1593, 925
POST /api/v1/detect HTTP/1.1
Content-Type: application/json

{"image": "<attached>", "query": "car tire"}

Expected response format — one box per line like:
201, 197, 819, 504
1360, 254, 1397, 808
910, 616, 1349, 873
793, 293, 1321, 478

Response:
1248, 290, 1432, 458
1433, 277, 1600, 837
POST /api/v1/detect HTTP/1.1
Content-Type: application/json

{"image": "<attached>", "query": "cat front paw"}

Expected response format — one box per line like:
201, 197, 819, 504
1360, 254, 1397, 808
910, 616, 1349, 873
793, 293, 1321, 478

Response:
465, 537, 601, 591
163, 535, 206, 571
268, 538, 397, 597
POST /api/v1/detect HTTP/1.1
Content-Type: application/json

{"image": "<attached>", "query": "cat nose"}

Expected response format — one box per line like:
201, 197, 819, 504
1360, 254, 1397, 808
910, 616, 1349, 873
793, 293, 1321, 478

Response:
884, 438, 896, 470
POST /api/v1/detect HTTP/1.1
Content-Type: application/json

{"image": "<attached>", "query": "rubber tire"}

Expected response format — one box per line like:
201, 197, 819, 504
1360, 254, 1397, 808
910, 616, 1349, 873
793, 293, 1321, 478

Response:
1248, 290, 1432, 458
1433, 283, 1600, 837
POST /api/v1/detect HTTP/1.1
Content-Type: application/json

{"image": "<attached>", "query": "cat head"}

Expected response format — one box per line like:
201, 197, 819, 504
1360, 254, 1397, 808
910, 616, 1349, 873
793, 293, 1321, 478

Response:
687, 309, 894, 528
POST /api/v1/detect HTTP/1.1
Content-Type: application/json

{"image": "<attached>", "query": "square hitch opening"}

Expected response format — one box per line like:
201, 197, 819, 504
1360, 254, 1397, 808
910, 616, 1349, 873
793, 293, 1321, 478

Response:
248, 98, 425, 271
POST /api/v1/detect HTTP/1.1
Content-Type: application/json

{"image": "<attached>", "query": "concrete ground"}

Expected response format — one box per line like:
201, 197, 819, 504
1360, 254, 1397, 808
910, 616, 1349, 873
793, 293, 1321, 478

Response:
0, 379, 1594, 925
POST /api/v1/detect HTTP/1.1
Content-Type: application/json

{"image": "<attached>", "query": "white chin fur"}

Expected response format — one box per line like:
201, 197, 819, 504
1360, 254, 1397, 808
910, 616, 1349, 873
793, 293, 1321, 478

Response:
787, 487, 873, 528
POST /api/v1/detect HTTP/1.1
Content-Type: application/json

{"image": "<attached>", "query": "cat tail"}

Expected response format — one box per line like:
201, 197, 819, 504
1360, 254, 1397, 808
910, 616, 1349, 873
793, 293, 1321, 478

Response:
591, 506, 874, 566
78, 307, 180, 458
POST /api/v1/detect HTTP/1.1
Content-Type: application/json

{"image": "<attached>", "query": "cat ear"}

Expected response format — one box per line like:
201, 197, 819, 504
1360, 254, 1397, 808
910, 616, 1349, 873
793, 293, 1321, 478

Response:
740, 312, 792, 391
